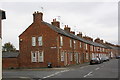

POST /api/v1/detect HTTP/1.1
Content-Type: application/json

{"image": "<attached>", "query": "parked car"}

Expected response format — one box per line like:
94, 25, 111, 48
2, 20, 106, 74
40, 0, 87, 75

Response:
100, 57, 109, 62
105, 57, 109, 61
116, 56, 120, 59
90, 58, 101, 65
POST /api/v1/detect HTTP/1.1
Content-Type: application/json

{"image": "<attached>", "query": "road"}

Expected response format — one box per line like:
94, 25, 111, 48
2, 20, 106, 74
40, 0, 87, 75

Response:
2, 59, 119, 80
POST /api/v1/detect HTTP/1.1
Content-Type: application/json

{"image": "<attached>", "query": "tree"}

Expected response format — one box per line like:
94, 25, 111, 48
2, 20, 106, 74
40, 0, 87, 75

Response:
2, 42, 16, 52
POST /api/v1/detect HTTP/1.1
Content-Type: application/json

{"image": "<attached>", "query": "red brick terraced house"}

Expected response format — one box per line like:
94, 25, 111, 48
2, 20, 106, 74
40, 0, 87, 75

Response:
19, 11, 118, 68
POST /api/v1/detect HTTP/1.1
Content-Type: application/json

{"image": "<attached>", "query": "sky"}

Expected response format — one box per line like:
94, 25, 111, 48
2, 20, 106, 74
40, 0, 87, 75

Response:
0, 0, 119, 50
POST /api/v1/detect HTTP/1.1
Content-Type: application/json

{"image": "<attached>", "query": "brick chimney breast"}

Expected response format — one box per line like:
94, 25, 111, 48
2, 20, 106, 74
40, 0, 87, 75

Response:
51, 18, 60, 28
70, 31, 75, 34
33, 11, 43, 23
64, 25, 71, 32
77, 32, 82, 37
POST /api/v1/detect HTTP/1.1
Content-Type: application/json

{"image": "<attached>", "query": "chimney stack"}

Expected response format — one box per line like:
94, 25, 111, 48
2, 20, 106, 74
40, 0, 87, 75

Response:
100, 39, 104, 43
51, 18, 60, 28
94, 38, 101, 43
77, 32, 82, 37
64, 25, 71, 32
33, 11, 43, 23
83, 36, 93, 41
70, 31, 75, 34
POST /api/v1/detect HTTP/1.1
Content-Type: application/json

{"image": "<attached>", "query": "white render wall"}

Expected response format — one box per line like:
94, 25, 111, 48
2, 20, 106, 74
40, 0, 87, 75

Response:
0, 38, 2, 79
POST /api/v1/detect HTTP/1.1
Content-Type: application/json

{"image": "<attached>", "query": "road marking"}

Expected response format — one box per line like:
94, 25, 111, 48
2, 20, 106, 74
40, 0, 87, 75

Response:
80, 67, 84, 69
19, 77, 30, 79
101, 65, 104, 67
84, 71, 93, 78
43, 69, 70, 79
95, 67, 100, 70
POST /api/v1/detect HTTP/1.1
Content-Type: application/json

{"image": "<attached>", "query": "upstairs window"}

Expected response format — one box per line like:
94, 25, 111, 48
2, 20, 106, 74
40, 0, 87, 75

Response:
60, 36, 63, 46
70, 39, 72, 48
74, 40, 76, 49
90, 46, 93, 51
80, 42, 82, 48
32, 37, 36, 46
38, 36, 43, 46
85, 44, 87, 50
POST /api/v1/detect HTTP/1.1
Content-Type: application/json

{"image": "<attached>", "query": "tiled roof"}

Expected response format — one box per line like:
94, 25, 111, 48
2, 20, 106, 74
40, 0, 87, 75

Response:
2, 52, 19, 58
43, 22, 108, 48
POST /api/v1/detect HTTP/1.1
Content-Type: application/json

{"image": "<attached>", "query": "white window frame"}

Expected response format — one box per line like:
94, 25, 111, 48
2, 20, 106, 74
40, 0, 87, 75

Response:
70, 53, 73, 61
31, 51, 37, 62
32, 37, 36, 46
74, 40, 76, 49
61, 51, 64, 61
38, 36, 43, 46
38, 51, 44, 62
86, 53, 89, 60
86, 44, 87, 50
91, 46, 93, 51
60, 36, 63, 46
80, 42, 82, 48
70, 39, 72, 48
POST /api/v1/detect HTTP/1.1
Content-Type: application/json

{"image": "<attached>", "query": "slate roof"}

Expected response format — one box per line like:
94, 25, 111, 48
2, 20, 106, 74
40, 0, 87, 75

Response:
2, 52, 19, 58
43, 22, 108, 48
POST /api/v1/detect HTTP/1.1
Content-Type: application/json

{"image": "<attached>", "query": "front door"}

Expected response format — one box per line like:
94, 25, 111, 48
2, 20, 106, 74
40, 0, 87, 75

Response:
64, 52, 67, 66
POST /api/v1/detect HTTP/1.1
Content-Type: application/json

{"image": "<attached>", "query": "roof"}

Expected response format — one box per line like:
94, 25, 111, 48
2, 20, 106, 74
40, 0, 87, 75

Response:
2, 52, 19, 58
109, 45, 119, 50
43, 21, 108, 48
0, 10, 6, 19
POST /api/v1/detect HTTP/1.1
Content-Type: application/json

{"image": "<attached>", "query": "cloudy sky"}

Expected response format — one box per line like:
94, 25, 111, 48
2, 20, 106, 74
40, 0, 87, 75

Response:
0, 0, 118, 49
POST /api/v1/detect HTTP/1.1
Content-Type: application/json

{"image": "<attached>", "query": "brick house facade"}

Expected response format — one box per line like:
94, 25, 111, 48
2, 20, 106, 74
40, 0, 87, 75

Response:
19, 11, 119, 68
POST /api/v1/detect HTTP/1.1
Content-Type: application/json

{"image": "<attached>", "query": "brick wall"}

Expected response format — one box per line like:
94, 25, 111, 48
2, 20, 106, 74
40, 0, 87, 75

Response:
2, 58, 19, 69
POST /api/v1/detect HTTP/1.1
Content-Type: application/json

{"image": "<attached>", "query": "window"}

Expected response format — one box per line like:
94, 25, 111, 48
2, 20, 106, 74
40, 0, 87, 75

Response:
32, 37, 36, 46
70, 53, 73, 61
91, 46, 94, 51
61, 51, 64, 61
85, 44, 87, 50
103, 48, 105, 52
74, 40, 76, 49
38, 36, 43, 46
74, 53, 76, 61
80, 42, 82, 48
60, 36, 63, 46
86, 53, 89, 60
38, 51, 44, 62
70, 39, 72, 48
31, 51, 37, 62
97, 47, 100, 51
84, 43, 86, 50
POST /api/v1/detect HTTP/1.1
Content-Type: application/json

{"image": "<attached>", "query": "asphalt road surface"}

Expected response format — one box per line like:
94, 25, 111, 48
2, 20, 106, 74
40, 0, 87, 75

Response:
2, 59, 119, 80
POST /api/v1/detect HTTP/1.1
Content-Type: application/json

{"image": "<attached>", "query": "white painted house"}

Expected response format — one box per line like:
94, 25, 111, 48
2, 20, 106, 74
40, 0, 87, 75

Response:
0, 10, 6, 80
